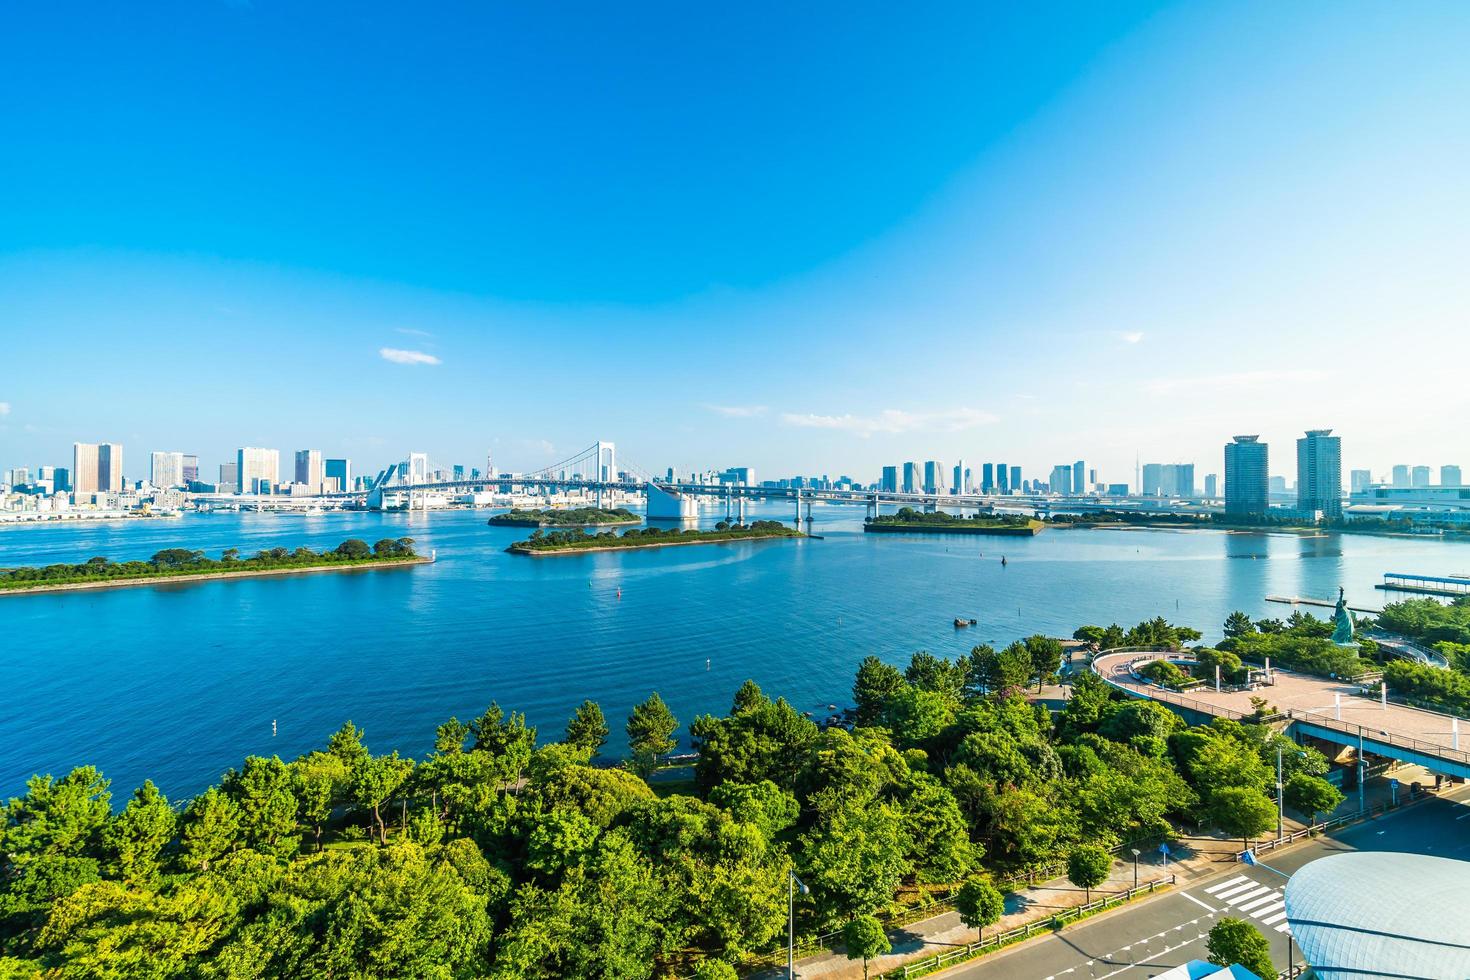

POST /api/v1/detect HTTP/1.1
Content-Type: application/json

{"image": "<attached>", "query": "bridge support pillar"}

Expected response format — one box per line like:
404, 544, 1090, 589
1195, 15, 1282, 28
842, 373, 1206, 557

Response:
867, 494, 878, 521
736, 495, 746, 523
793, 490, 802, 528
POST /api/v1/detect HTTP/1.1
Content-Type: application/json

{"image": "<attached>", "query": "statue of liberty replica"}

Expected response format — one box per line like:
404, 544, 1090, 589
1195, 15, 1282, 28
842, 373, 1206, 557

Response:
1331, 586, 1356, 647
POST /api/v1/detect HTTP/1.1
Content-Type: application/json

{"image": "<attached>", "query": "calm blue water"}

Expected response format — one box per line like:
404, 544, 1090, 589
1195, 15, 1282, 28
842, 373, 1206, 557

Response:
3, 503, 1467, 800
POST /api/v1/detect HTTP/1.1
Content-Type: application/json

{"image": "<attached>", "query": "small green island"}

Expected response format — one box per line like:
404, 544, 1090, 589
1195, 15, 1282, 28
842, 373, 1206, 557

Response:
487, 506, 641, 528
0, 538, 428, 594
509, 520, 802, 555
864, 507, 1043, 536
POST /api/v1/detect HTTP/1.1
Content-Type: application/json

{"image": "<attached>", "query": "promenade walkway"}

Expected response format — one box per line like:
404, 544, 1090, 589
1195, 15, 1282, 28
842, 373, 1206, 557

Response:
1094, 650, 1470, 778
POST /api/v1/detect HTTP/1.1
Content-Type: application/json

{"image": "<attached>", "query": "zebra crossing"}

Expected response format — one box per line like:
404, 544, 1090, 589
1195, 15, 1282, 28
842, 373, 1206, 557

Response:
1200, 874, 1292, 933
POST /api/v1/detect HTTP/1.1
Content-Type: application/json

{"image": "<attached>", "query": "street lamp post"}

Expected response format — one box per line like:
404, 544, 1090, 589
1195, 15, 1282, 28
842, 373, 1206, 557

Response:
788, 871, 809, 979
1276, 744, 1284, 841
1130, 848, 1141, 888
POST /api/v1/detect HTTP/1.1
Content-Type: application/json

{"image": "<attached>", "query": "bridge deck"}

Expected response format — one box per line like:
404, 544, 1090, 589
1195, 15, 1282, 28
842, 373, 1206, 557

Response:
1093, 651, 1469, 774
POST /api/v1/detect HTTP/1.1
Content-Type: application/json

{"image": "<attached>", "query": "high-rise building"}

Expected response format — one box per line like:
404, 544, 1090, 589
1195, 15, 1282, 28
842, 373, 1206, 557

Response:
981, 463, 994, 492
952, 461, 964, 495
1009, 466, 1020, 493
1443, 465, 1463, 488
181, 454, 199, 483
1049, 464, 1072, 495
880, 465, 898, 493
1296, 429, 1342, 518
324, 458, 351, 494
996, 462, 1009, 493
1391, 465, 1410, 488
1072, 460, 1086, 496
922, 460, 944, 494
295, 449, 324, 490
1411, 465, 1431, 488
1350, 469, 1372, 493
53, 467, 70, 493
73, 442, 123, 497
1203, 473, 1219, 499
1171, 463, 1196, 498
1141, 463, 1164, 496
902, 461, 920, 494
237, 447, 280, 495
150, 451, 185, 488
1224, 435, 1269, 516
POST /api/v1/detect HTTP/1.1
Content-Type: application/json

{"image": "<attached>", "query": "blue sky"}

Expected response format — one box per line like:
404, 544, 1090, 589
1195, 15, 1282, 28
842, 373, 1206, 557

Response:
3, 1, 1468, 484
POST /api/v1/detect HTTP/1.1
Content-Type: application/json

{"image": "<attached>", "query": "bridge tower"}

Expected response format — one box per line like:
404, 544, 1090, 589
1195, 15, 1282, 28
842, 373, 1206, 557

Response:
867, 493, 879, 522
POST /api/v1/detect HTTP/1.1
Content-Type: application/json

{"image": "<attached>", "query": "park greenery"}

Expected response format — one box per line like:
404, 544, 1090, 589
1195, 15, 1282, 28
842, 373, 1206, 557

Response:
1206, 917, 1276, 979
0, 614, 1349, 978
0, 538, 420, 591
1373, 596, 1470, 713
1216, 609, 1375, 679
488, 507, 640, 527
508, 520, 800, 554
865, 508, 1041, 535
1046, 508, 1470, 536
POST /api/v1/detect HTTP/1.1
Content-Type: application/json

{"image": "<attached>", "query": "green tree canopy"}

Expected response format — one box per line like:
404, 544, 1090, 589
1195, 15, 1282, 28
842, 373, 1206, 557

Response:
1206, 917, 1275, 978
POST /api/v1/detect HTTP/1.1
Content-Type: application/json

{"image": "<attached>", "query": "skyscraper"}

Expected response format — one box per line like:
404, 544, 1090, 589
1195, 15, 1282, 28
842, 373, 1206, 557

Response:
181, 454, 199, 483
1009, 466, 1020, 492
1049, 464, 1072, 495
219, 462, 238, 493
1172, 463, 1196, 498
1141, 463, 1163, 496
1443, 465, 1463, 488
295, 449, 325, 490
996, 462, 1009, 493
923, 460, 944, 494
902, 461, 920, 494
150, 451, 185, 488
238, 447, 280, 495
1411, 465, 1431, 488
72, 442, 123, 497
1391, 465, 1410, 488
326, 458, 352, 494
1204, 473, 1219, 498
98, 443, 123, 492
880, 465, 899, 493
1224, 435, 1269, 516
1296, 430, 1342, 518
952, 461, 964, 495
72, 443, 99, 496
1350, 469, 1372, 493
981, 463, 994, 492
1072, 460, 1086, 496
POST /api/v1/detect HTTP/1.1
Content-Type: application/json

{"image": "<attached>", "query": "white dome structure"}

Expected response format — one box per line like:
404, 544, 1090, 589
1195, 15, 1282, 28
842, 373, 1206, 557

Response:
1284, 851, 1470, 978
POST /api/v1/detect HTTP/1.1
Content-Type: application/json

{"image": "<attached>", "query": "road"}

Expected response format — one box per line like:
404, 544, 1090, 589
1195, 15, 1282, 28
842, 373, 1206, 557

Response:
941, 786, 1470, 979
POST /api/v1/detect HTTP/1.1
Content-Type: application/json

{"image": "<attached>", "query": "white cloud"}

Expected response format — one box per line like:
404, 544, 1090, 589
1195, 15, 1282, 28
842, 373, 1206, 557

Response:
379, 347, 441, 366
395, 327, 433, 337
0, 402, 10, 416
1118, 330, 1145, 344
703, 404, 768, 418
781, 407, 998, 438
1145, 369, 1327, 396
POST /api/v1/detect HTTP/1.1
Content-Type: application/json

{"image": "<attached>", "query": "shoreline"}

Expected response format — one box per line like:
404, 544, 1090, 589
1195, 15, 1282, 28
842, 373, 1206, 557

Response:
864, 522, 1040, 537
489, 518, 642, 528
509, 532, 802, 556
0, 555, 433, 596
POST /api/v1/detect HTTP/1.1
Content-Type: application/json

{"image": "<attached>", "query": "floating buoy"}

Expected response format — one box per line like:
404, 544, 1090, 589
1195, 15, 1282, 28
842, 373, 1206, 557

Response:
272, 719, 277, 737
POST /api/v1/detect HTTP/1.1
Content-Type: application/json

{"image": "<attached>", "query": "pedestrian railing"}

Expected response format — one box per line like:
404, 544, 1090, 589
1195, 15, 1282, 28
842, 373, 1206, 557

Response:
1245, 788, 1433, 858
895, 876, 1175, 978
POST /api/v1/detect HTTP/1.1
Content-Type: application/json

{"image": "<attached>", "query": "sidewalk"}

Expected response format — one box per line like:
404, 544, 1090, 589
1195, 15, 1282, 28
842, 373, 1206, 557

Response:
755, 768, 1449, 979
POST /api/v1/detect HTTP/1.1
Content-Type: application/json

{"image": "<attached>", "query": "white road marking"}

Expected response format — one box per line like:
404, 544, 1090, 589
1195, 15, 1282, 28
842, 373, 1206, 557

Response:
1204, 875, 1249, 894
1236, 892, 1282, 913
1248, 900, 1285, 919
1181, 892, 1218, 913
1220, 885, 1271, 905
1275, 922, 1293, 934
1261, 909, 1290, 926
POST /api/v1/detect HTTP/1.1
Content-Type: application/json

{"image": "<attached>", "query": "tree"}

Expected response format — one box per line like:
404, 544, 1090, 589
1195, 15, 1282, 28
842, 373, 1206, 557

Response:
1223, 611, 1255, 638
1066, 844, 1112, 904
904, 652, 965, 705
1207, 786, 1277, 851
731, 679, 768, 714
352, 752, 414, 843
222, 756, 300, 857
103, 781, 175, 882
626, 693, 679, 770
565, 700, 609, 755
798, 800, 911, 923
1022, 635, 1064, 691
690, 961, 738, 980
1206, 917, 1274, 978
293, 751, 348, 851
180, 788, 240, 870
853, 657, 904, 726
0, 766, 111, 859
954, 875, 1005, 942
967, 644, 1031, 698
335, 538, 372, 559
1283, 772, 1344, 825
843, 915, 890, 980
882, 686, 954, 747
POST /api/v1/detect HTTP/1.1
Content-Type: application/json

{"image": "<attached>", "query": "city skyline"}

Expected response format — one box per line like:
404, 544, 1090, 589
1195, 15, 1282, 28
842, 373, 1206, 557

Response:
4, 4, 1470, 476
